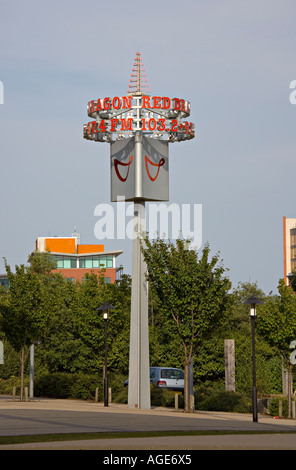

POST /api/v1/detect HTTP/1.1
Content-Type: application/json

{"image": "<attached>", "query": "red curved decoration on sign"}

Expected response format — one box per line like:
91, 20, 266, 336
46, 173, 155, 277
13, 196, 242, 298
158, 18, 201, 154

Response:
145, 155, 165, 181
114, 155, 133, 182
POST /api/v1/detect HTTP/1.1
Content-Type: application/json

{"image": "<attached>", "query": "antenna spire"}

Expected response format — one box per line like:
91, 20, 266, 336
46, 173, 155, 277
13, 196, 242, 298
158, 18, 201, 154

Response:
127, 52, 151, 96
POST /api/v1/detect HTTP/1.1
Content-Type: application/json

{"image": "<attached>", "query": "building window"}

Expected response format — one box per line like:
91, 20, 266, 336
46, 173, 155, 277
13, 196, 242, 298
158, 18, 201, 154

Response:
85, 258, 92, 269
0, 277, 9, 289
291, 235, 296, 247
79, 255, 114, 269
55, 256, 76, 269
107, 256, 113, 268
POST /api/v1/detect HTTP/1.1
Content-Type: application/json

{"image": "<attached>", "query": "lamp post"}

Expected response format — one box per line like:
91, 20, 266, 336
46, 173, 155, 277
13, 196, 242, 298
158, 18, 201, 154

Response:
97, 302, 115, 406
243, 296, 263, 422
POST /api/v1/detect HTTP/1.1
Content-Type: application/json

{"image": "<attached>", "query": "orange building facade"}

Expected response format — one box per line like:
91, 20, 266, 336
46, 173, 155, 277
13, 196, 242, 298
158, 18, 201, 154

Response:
283, 217, 296, 285
35, 236, 123, 283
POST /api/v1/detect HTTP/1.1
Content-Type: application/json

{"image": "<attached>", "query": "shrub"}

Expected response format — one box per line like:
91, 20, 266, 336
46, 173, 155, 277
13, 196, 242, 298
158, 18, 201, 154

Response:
70, 374, 101, 400
113, 386, 128, 404
0, 376, 29, 395
151, 386, 184, 408
196, 390, 252, 413
34, 372, 101, 400
268, 397, 289, 417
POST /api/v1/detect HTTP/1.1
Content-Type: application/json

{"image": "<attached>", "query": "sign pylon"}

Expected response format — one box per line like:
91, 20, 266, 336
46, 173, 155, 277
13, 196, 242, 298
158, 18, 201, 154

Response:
83, 52, 195, 409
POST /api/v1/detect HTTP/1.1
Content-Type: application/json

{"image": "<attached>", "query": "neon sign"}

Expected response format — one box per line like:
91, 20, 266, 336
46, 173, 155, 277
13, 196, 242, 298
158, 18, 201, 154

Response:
84, 94, 195, 143
83, 53, 196, 202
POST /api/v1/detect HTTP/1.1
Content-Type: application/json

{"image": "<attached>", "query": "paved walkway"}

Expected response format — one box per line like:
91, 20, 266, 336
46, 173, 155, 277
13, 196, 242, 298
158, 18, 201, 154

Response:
0, 398, 295, 449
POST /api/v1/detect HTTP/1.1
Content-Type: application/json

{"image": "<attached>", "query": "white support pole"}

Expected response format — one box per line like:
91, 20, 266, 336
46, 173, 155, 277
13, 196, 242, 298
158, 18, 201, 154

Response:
127, 132, 150, 409
29, 344, 34, 399
128, 199, 150, 409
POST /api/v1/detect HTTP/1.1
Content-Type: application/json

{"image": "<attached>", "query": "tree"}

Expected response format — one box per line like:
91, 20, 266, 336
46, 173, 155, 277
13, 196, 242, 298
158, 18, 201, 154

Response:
34, 273, 90, 374
256, 279, 296, 417
73, 272, 131, 376
141, 237, 232, 412
0, 261, 45, 400
287, 269, 296, 293
221, 281, 281, 396
27, 250, 57, 274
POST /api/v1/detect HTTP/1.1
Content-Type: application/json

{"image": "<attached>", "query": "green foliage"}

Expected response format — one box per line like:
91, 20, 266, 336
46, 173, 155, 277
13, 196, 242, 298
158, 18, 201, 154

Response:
34, 372, 101, 400
142, 237, 232, 411
195, 389, 252, 413
0, 376, 29, 395
112, 387, 128, 404
0, 248, 293, 410
0, 255, 131, 401
257, 279, 296, 368
288, 270, 296, 293
27, 250, 57, 274
0, 337, 20, 379
268, 397, 294, 417
151, 386, 184, 408
0, 261, 45, 352
143, 239, 232, 355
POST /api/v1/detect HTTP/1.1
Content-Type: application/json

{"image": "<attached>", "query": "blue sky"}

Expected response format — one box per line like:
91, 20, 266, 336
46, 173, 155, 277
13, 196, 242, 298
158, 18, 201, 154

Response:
0, 0, 295, 294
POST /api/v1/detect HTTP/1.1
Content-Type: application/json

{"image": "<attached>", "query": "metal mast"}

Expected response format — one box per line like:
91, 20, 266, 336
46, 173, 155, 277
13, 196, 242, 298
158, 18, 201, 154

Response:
127, 52, 151, 96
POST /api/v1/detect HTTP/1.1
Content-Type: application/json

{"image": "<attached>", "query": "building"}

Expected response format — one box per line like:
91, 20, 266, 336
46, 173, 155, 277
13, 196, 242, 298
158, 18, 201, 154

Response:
283, 216, 296, 285
0, 274, 9, 289
35, 236, 123, 283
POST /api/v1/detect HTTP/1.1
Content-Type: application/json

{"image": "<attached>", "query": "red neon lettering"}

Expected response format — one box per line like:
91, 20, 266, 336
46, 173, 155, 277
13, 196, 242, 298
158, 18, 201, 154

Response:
110, 119, 118, 131
88, 100, 95, 114
162, 97, 170, 109
171, 120, 178, 131
142, 96, 151, 108
148, 118, 157, 130
153, 96, 161, 109
103, 97, 110, 110
122, 96, 132, 109
99, 120, 106, 132
95, 100, 102, 111
120, 118, 133, 131
158, 118, 166, 131
112, 97, 121, 109
87, 121, 97, 134
180, 99, 185, 112
174, 98, 180, 111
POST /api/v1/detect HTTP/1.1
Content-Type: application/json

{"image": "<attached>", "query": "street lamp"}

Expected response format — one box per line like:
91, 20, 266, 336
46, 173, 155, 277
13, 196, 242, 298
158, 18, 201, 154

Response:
243, 295, 263, 422
97, 302, 115, 406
